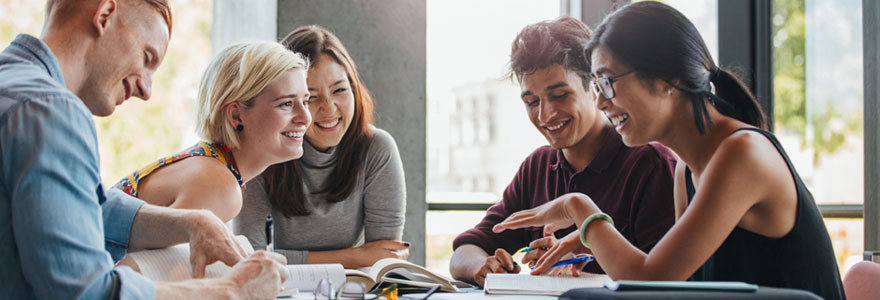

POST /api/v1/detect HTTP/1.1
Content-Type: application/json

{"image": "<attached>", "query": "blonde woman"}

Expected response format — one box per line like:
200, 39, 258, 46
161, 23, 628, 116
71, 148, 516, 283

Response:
113, 42, 312, 223
234, 26, 408, 269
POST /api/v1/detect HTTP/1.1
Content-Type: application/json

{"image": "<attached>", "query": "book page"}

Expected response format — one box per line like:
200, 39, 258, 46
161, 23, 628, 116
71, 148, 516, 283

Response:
369, 258, 446, 283
283, 264, 345, 292
367, 258, 465, 292
484, 273, 611, 296
129, 235, 253, 281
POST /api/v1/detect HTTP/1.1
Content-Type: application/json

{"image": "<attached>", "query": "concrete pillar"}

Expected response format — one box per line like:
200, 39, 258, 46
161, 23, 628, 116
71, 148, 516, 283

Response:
211, 0, 278, 56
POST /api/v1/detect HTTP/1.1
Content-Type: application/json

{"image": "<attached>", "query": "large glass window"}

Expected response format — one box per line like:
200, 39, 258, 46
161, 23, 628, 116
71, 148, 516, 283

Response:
772, 0, 864, 273
425, 0, 560, 276
0, 1, 212, 187
663, 0, 719, 61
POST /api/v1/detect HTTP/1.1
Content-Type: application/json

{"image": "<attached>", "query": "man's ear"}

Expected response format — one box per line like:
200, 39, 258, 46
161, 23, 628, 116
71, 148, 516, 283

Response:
226, 102, 243, 128
91, 0, 117, 37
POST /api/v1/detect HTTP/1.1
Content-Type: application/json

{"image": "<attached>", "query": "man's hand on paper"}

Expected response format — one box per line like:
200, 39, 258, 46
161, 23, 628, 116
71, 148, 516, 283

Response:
223, 251, 289, 299
473, 248, 521, 287
187, 210, 250, 278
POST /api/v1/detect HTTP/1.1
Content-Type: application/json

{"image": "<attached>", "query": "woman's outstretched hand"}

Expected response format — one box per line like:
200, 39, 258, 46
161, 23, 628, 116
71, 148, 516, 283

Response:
492, 193, 598, 234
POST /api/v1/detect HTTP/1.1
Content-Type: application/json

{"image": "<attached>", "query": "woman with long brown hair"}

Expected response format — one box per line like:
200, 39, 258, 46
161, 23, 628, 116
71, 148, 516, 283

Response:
234, 25, 408, 268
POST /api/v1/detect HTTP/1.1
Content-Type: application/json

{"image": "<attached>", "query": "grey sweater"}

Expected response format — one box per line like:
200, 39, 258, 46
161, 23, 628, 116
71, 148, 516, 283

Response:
233, 127, 406, 264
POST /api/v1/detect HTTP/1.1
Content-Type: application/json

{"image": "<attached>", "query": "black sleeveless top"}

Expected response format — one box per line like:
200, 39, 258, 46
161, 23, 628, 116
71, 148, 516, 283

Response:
685, 128, 845, 300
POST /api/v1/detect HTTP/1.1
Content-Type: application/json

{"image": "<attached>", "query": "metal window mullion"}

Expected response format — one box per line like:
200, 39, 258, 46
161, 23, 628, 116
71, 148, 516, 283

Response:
863, 0, 880, 259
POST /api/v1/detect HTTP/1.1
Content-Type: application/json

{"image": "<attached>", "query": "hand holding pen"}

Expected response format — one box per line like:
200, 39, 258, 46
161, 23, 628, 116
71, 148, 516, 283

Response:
519, 225, 563, 269
531, 255, 594, 270
527, 230, 592, 276
472, 248, 521, 287
265, 215, 274, 252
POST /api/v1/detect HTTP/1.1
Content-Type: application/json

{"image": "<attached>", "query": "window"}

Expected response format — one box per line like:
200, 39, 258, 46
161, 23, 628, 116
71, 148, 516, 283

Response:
425, 0, 560, 276
772, 0, 864, 273
662, 0, 719, 61
0, 1, 211, 187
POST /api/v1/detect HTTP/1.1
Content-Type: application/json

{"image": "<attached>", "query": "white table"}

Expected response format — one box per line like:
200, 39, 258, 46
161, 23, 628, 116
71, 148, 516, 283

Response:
401, 292, 555, 300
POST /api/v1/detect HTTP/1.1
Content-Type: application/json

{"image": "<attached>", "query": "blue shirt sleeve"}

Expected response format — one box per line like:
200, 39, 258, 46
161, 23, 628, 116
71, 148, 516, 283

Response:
0, 96, 154, 299
101, 187, 146, 261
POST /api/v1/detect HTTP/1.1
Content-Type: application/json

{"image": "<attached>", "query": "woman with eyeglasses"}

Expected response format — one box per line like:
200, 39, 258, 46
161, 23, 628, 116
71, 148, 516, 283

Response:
493, 2, 844, 299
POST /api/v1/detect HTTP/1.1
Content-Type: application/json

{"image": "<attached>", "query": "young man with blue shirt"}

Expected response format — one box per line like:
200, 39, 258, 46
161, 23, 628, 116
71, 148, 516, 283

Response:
0, 0, 289, 298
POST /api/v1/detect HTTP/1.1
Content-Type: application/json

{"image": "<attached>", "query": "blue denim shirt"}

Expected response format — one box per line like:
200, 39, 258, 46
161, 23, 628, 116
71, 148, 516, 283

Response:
0, 34, 155, 299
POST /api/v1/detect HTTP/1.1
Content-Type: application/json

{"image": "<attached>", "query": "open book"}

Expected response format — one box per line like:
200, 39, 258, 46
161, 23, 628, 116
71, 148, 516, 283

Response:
484, 273, 611, 296
127, 239, 469, 295
126, 236, 346, 295
346, 258, 471, 293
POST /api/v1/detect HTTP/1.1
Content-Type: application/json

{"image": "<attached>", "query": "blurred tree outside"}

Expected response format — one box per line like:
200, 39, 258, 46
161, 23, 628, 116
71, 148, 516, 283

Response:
773, 0, 863, 164
1, 0, 212, 186
773, 0, 807, 139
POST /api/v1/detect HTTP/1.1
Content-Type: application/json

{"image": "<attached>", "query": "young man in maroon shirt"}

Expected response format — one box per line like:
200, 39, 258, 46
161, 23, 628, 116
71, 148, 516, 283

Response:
449, 17, 678, 287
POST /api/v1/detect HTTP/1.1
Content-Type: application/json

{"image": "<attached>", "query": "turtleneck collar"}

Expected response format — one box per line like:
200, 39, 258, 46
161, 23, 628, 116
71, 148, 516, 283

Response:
301, 139, 339, 168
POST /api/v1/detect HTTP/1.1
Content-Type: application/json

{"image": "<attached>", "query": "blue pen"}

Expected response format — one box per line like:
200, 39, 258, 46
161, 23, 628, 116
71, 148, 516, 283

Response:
530, 255, 594, 270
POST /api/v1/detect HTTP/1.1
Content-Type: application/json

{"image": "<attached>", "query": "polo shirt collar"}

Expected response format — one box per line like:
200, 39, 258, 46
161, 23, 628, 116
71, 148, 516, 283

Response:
552, 128, 624, 174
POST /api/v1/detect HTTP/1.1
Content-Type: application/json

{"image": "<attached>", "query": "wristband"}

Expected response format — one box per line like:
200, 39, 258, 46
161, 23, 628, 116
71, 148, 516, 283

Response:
579, 212, 614, 249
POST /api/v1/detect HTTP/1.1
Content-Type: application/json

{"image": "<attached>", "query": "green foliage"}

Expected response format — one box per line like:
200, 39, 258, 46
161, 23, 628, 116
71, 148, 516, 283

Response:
773, 0, 863, 165
772, 0, 807, 140
808, 102, 864, 163
1, 0, 213, 185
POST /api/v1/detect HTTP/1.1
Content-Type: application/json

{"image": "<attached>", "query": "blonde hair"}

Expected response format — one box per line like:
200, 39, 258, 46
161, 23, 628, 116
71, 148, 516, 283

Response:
195, 42, 309, 149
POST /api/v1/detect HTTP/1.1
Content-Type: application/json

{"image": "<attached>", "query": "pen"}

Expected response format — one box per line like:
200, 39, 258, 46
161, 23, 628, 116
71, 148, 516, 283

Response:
530, 255, 594, 270
265, 215, 274, 252
421, 285, 441, 300
520, 247, 548, 253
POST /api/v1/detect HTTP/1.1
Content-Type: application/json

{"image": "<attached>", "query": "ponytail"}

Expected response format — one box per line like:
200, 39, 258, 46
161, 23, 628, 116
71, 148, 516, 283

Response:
586, 1, 768, 134
707, 68, 767, 130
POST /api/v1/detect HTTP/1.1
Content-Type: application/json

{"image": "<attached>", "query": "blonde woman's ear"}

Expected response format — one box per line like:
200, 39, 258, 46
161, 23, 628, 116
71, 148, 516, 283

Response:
225, 102, 242, 127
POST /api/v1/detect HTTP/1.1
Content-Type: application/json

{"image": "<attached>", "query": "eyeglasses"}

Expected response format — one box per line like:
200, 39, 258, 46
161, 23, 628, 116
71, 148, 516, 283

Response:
590, 70, 635, 100
312, 278, 367, 300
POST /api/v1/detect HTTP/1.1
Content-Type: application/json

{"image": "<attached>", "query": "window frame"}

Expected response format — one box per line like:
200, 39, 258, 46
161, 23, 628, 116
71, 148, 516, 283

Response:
428, 0, 878, 258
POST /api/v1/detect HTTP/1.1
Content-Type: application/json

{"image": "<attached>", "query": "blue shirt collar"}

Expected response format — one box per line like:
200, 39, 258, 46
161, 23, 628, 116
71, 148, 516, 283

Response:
6, 34, 66, 87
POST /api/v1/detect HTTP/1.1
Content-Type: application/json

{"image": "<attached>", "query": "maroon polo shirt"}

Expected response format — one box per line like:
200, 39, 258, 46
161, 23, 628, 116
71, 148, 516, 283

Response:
452, 129, 677, 272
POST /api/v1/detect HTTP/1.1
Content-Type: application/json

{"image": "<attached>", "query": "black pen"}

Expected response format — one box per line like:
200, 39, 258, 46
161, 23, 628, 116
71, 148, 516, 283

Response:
265, 215, 274, 252
421, 285, 441, 300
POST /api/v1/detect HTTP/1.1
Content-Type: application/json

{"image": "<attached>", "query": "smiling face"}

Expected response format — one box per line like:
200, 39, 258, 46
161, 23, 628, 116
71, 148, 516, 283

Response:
305, 54, 355, 151
79, 4, 169, 117
236, 69, 312, 163
591, 46, 673, 146
520, 64, 603, 150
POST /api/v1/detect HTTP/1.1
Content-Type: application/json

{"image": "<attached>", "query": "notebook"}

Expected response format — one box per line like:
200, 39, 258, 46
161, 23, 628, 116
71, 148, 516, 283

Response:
484, 273, 612, 296
126, 236, 345, 295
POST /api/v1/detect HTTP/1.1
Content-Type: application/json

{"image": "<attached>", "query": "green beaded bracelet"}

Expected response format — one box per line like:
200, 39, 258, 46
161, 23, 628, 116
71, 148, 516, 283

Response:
579, 212, 614, 249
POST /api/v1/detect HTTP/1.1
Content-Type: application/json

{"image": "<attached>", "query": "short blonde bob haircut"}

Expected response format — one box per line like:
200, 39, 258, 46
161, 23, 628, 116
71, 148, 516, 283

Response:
195, 42, 309, 149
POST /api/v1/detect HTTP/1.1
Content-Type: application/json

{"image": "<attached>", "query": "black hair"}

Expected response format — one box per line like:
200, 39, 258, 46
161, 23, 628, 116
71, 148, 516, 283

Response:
585, 1, 766, 132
